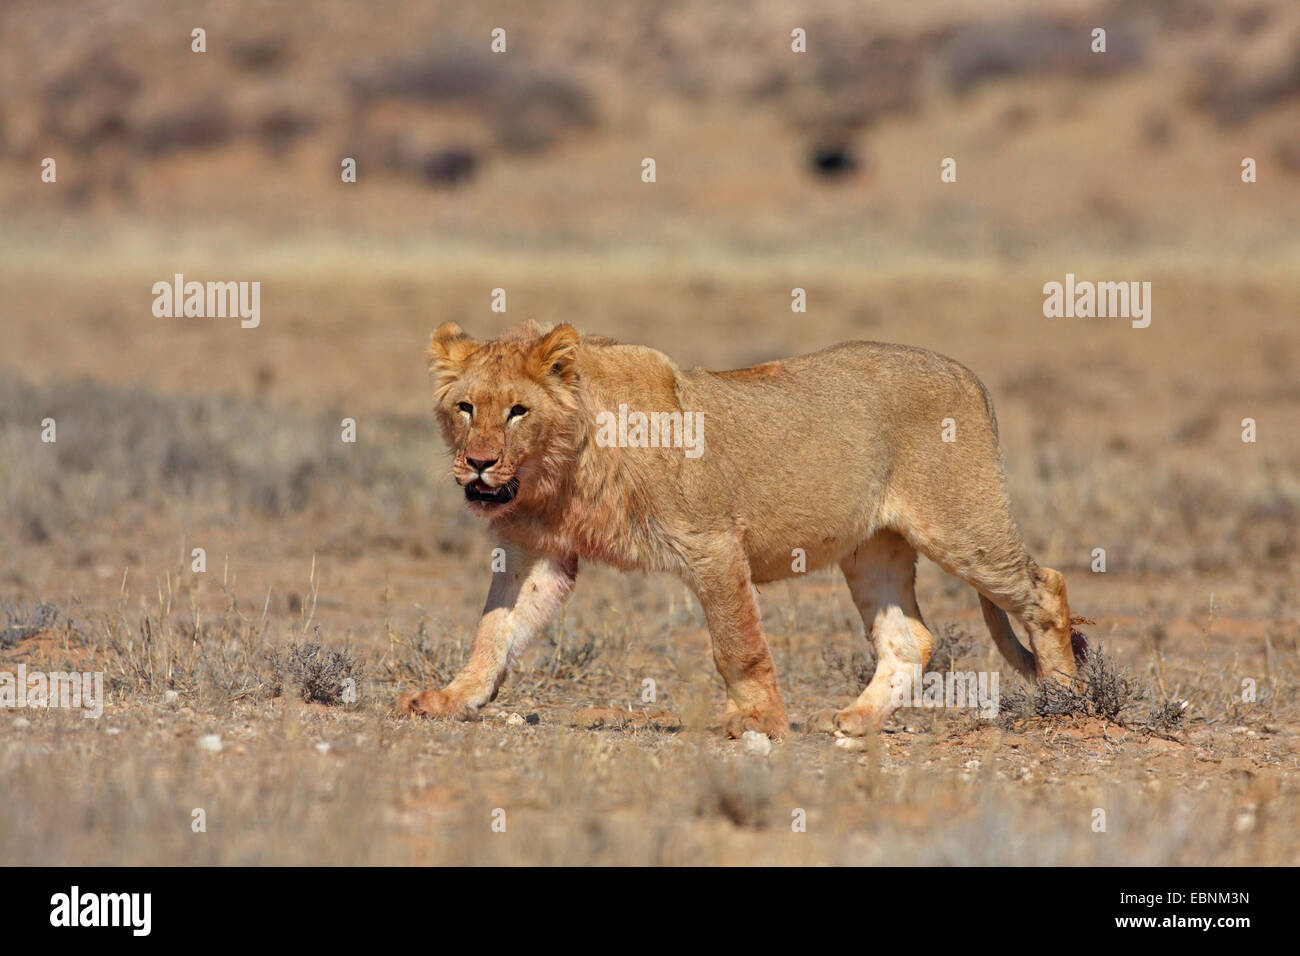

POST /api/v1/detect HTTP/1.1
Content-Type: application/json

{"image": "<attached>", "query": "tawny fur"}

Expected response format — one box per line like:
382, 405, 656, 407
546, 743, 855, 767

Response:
395, 321, 1079, 738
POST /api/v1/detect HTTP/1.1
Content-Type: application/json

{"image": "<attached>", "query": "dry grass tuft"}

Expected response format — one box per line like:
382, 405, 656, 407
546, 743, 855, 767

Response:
268, 640, 365, 705
2, 600, 59, 648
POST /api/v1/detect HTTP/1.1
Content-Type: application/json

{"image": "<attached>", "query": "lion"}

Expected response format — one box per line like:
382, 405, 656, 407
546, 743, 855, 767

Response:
395, 321, 1080, 738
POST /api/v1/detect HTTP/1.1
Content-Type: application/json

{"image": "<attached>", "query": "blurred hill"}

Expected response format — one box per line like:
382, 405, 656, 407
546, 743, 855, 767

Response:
2, 0, 1299, 276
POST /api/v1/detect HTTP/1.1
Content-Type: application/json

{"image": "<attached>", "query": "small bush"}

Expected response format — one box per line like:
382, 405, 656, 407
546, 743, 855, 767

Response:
2, 601, 59, 648
928, 623, 981, 674
269, 640, 364, 705
822, 641, 876, 690
1139, 698, 1190, 735
1002, 641, 1147, 723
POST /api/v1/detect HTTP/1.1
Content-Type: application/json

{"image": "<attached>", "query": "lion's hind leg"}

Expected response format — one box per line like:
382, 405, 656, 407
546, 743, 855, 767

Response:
978, 594, 1036, 680
905, 518, 1077, 686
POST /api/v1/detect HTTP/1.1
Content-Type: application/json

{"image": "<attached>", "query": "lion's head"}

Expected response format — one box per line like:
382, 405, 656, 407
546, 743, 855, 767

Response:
427, 321, 584, 517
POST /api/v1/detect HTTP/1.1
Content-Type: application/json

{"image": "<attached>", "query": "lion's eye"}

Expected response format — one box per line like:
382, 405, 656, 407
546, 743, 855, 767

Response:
508, 404, 528, 420
457, 401, 473, 416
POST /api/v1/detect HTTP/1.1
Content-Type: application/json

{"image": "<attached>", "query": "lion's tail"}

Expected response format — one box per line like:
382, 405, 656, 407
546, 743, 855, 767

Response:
978, 594, 1037, 680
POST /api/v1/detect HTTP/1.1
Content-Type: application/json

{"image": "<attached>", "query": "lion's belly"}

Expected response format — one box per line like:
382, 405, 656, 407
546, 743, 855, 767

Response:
741, 506, 884, 584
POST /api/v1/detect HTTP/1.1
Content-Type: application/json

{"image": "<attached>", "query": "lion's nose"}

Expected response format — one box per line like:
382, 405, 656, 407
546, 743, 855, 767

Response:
467, 456, 498, 474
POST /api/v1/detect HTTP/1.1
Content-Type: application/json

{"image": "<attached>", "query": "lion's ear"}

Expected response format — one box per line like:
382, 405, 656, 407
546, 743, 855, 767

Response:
532, 323, 580, 384
427, 322, 478, 396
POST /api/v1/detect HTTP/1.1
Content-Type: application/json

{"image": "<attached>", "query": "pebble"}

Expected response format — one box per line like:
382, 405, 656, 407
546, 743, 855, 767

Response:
197, 734, 223, 753
742, 730, 772, 756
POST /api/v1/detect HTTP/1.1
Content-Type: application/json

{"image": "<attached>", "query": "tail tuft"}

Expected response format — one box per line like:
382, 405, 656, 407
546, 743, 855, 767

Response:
1069, 616, 1094, 665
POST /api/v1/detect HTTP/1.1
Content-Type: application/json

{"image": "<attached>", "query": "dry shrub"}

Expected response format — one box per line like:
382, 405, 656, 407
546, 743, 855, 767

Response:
348, 46, 596, 155
1189, 42, 1300, 127
1139, 698, 1190, 735
1002, 633, 1185, 731
821, 640, 875, 690
134, 94, 234, 155
268, 640, 364, 705
942, 16, 1146, 95
2, 601, 59, 648
928, 623, 981, 674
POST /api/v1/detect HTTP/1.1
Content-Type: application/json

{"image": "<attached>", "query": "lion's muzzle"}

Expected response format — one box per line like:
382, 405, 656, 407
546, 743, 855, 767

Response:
465, 476, 519, 506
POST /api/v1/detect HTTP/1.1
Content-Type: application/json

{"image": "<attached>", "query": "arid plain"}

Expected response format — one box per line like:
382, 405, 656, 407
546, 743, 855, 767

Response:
1, 0, 1297, 863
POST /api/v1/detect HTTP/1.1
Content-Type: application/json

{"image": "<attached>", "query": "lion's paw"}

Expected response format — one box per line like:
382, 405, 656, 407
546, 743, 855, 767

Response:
808, 709, 841, 735
809, 706, 884, 738
394, 688, 474, 720
723, 706, 789, 740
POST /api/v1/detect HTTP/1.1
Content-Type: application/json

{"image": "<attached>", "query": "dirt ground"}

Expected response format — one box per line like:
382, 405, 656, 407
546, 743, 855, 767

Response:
1, 0, 1298, 865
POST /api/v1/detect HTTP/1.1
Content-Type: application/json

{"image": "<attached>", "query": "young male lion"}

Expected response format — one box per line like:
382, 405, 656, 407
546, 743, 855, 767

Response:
395, 321, 1079, 738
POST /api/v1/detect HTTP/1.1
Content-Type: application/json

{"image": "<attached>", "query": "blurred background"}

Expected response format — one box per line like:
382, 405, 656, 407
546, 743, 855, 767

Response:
1, 0, 1297, 647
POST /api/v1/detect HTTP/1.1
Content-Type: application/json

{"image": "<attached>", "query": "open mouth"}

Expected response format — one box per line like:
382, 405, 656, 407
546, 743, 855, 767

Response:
465, 477, 519, 507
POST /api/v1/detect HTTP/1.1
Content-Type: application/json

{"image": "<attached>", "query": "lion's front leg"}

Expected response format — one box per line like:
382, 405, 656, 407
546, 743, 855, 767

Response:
396, 545, 577, 720
689, 538, 789, 739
